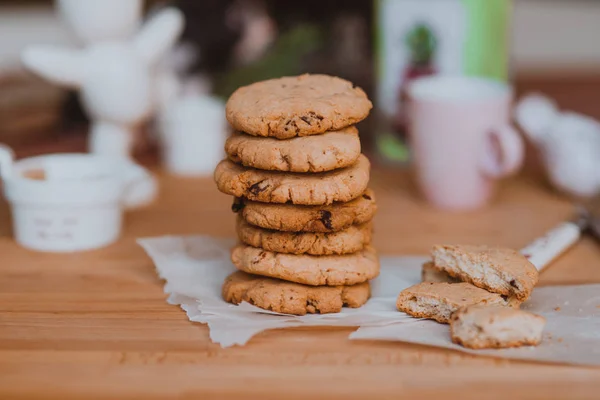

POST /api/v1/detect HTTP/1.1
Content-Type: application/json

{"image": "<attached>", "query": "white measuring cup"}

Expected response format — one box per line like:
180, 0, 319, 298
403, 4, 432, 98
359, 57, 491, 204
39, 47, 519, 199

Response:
0, 145, 157, 252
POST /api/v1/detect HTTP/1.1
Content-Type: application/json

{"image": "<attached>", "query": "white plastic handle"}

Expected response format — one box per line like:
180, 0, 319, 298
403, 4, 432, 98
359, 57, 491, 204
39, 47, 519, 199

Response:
0, 144, 15, 180
519, 221, 582, 271
121, 162, 158, 209
479, 125, 524, 178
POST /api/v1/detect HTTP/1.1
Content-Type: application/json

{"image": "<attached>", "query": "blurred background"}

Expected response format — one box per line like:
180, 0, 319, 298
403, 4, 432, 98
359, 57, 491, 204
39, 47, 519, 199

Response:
1, 0, 599, 165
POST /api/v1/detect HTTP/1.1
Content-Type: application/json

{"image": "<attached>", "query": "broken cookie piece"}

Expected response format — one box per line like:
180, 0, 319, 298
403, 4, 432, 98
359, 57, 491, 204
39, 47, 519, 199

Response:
396, 282, 507, 323
450, 305, 546, 349
422, 261, 522, 308
421, 261, 460, 283
431, 245, 538, 301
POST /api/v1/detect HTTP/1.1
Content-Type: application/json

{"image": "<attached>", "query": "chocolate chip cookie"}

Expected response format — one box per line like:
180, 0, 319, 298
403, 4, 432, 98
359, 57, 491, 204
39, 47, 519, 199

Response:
233, 189, 376, 232
222, 271, 370, 315
225, 127, 361, 173
226, 74, 372, 139
215, 154, 370, 205
237, 217, 372, 255
231, 244, 380, 286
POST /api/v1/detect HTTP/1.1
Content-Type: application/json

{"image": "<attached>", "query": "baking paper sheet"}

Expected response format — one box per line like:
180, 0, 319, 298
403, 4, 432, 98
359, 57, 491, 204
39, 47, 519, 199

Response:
139, 236, 600, 366
138, 236, 416, 347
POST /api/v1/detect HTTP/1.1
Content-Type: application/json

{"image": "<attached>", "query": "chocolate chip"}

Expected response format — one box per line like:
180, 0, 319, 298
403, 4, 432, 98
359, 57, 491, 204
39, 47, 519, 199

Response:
252, 251, 267, 264
362, 194, 372, 200
509, 280, 518, 288
319, 210, 333, 230
300, 116, 311, 124
249, 180, 268, 196
231, 197, 245, 213
285, 120, 291, 126
501, 295, 509, 301
309, 111, 324, 121
289, 120, 299, 134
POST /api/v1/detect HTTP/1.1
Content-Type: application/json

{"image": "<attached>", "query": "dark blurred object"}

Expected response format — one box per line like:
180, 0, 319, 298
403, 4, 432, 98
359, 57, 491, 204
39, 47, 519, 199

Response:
172, 0, 372, 93
174, 0, 244, 77
265, 0, 373, 92
0, 72, 66, 147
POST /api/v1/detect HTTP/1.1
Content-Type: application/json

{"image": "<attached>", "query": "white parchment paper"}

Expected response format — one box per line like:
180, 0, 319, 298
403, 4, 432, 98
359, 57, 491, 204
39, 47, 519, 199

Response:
138, 236, 417, 347
139, 236, 600, 366
351, 285, 600, 366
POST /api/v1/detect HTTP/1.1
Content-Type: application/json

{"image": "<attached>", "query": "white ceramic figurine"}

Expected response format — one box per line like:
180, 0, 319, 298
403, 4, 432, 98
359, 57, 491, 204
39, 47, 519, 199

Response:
22, 0, 184, 159
515, 93, 600, 198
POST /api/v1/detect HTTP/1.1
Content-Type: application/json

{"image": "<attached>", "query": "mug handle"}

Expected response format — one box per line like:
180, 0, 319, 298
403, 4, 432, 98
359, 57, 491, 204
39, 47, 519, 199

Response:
479, 125, 524, 178
121, 162, 158, 209
0, 144, 15, 179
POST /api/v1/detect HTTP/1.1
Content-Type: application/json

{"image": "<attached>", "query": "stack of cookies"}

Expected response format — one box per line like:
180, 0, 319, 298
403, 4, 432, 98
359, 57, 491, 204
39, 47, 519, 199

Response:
397, 244, 546, 349
214, 74, 379, 315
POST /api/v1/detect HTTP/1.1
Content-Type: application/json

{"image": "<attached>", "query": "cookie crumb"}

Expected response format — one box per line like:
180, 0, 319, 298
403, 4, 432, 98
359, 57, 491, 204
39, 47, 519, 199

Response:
554, 306, 561, 311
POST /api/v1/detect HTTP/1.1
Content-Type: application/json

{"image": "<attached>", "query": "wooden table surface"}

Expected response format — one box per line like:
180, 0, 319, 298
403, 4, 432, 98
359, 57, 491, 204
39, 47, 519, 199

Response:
1, 167, 600, 400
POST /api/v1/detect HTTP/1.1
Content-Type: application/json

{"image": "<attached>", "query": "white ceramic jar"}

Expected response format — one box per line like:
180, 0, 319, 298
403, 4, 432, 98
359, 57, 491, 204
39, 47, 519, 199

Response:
158, 94, 227, 176
0, 145, 156, 252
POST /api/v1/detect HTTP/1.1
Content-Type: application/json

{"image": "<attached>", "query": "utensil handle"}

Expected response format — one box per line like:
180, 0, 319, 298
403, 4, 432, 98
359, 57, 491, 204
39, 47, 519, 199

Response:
519, 221, 582, 271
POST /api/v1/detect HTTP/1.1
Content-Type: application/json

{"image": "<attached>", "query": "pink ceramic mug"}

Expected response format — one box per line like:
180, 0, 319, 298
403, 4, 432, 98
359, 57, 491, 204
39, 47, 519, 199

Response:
407, 76, 524, 210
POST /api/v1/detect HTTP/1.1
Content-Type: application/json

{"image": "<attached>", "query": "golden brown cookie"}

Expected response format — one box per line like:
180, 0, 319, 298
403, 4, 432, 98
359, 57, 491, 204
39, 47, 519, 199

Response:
396, 282, 507, 324
233, 189, 377, 232
450, 305, 546, 349
225, 74, 372, 139
431, 245, 539, 301
236, 217, 372, 255
231, 244, 379, 286
222, 271, 370, 315
225, 127, 361, 173
215, 154, 370, 205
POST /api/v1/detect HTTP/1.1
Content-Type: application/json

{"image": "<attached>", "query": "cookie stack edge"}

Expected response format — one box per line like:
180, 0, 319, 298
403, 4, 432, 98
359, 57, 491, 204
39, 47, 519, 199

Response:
214, 74, 379, 316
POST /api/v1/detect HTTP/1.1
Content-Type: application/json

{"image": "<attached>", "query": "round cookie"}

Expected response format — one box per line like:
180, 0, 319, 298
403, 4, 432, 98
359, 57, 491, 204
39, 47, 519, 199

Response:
230, 244, 380, 286
237, 217, 373, 255
222, 271, 371, 315
225, 127, 361, 173
215, 154, 370, 205
233, 188, 376, 232
225, 74, 373, 139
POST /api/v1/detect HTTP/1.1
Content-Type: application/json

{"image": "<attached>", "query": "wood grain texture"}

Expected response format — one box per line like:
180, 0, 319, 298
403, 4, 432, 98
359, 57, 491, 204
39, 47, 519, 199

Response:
1, 169, 600, 400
